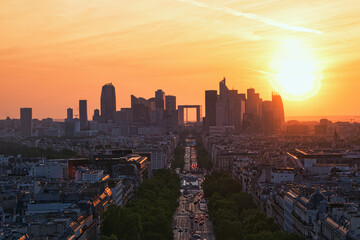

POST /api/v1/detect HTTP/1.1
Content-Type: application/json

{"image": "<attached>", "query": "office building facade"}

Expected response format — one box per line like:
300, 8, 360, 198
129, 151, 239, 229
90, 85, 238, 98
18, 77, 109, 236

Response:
20, 108, 32, 137
79, 100, 88, 131
101, 83, 116, 123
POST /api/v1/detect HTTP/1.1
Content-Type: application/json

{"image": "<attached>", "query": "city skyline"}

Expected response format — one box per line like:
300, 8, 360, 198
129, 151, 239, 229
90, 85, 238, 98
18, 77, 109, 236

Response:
3, 80, 360, 123
2, 1, 360, 239
2, 80, 287, 121
1, 0, 360, 119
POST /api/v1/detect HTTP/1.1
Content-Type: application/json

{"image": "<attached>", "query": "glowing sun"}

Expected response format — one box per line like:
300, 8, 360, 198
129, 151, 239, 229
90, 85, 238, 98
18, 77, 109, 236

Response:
269, 39, 322, 101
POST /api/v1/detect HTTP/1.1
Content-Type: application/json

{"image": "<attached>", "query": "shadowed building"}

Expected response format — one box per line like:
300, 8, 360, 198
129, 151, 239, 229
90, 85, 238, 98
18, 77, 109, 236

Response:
216, 79, 229, 127
93, 109, 101, 122
165, 95, 176, 113
272, 92, 285, 131
115, 108, 133, 126
79, 100, 88, 131
65, 108, 75, 137
131, 95, 159, 126
205, 90, 217, 128
243, 88, 262, 132
67, 108, 73, 121
20, 108, 32, 137
131, 95, 147, 108
228, 89, 245, 132
133, 104, 150, 125
101, 83, 116, 123
214, 78, 245, 132
245, 88, 261, 121
155, 89, 165, 110
165, 95, 178, 130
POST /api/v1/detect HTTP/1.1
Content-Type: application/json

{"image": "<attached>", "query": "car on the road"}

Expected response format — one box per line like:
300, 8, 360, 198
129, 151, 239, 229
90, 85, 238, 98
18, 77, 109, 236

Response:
178, 227, 183, 232
173, 226, 177, 229
192, 233, 201, 239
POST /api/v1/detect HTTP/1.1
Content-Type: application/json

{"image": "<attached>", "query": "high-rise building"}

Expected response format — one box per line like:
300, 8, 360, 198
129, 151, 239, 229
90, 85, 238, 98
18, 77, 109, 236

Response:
246, 88, 259, 119
228, 90, 245, 131
243, 88, 262, 132
258, 97, 263, 122
20, 108, 32, 137
205, 90, 217, 127
131, 95, 138, 109
115, 108, 133, 126
101, 83, 116, 123
206, 78, 245, 132
262, 101, 274, 135
67, 108, 73, 121
79, 100, 88, 131
65, 108, 75, 137
147, 98, 156, 111
131, 95, 147, 108
216, 79, 230, 127
272, 92, 285, 131
133, 104, 150, 125
165, 95, 176, 113
155, 89, 165, 110
164, 95, 177, 130
93, 109, 101, 122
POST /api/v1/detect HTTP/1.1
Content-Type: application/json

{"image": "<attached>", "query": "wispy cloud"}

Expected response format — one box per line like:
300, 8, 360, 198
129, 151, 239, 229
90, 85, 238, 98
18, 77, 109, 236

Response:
178, 0, 323, 35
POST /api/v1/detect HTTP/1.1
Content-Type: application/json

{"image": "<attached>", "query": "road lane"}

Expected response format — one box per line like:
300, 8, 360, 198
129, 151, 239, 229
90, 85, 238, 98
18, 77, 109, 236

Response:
173, 137, 215, 240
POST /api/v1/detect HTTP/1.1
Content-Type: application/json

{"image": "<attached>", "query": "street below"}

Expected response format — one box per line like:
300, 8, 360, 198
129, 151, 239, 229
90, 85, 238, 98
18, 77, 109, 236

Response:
173, 137, 215, 240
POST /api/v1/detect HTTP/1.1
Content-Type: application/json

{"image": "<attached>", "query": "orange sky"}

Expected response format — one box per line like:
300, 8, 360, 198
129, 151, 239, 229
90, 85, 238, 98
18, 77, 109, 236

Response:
1, 0, 360, 119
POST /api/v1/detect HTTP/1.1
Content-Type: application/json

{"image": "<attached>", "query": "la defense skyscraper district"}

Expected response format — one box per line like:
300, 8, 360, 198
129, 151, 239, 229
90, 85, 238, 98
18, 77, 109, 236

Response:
101, 83, 116, 123
13, 79, 285, 137
204, 78, 285, 135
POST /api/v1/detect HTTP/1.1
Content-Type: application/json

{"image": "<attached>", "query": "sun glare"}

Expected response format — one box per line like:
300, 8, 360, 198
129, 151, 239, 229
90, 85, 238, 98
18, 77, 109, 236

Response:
269, 39, 322, 101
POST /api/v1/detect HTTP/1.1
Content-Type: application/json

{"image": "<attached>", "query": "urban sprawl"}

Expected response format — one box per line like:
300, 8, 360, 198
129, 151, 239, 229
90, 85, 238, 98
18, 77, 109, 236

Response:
1, 79, 360, 240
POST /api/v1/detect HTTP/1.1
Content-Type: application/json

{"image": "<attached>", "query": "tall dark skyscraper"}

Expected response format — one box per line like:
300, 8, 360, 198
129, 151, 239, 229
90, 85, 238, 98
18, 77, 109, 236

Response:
205, 90, 217, 127
155, 89, 165, 110
20, 108, 32, 137
65, 108, 75, 137
79, 100, 88, 131
216, 79, 230, 127
272, 92, 285, 131
165, 95, 176, 113
101, 83, 116, 123
165, 95, 178, 130
67, 108, 73, 121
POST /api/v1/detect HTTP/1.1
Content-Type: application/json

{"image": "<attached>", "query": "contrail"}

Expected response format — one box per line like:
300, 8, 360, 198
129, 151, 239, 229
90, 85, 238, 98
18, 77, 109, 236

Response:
178, 0, 323, 35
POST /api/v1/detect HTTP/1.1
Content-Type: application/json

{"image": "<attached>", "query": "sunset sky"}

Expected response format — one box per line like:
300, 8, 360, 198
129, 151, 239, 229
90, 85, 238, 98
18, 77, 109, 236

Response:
1, 0, 360, 120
